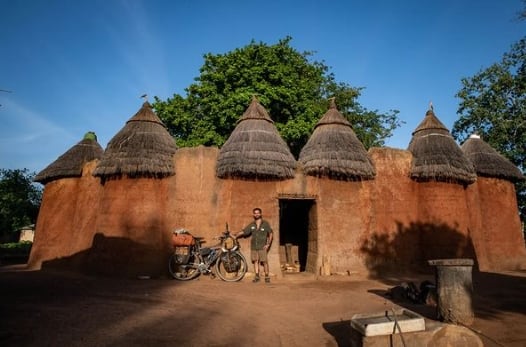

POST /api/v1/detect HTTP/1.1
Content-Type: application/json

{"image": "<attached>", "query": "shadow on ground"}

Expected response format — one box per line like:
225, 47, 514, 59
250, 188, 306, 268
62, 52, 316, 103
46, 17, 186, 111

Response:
322, 320, 352, 347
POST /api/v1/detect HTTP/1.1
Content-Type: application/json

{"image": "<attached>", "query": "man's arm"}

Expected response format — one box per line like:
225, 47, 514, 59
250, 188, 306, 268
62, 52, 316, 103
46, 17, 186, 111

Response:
265, 221, 273, 248
265, 231, 273, 248
234, 225, 250, 239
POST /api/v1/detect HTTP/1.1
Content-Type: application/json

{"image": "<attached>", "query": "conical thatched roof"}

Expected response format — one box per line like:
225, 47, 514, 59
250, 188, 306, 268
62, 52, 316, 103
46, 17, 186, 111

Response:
461, 134, 524, 182
299, 98, 376, 180
93, 102, 177, 180
34, 131, 104, 184
216, 97, 296, 180
408, 106, 476, 184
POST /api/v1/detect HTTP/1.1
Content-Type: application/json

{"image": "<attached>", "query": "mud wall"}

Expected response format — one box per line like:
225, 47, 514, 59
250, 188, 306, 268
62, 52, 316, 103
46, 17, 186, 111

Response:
28, 161, 102, 269
88, 171, 173, 277
415, 182, 476, 262
467, 177, 526, 271
30, 146, 526, 277
28, 178, 78, 269
167, 146, 284, 277
364, 148, 420, 274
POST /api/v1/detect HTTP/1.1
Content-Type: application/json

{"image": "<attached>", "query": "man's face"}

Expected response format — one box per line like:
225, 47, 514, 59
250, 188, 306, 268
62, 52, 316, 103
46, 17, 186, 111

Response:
253, 210, 262, 220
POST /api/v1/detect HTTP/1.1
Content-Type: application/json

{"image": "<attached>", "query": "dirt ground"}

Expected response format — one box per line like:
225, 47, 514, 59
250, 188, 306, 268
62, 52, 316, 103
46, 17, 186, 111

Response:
0, 265, 525, 347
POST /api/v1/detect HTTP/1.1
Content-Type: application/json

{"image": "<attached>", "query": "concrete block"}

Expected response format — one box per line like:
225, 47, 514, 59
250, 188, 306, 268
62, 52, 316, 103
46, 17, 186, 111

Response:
350, 320, 483, 347
351, 308, 425, 336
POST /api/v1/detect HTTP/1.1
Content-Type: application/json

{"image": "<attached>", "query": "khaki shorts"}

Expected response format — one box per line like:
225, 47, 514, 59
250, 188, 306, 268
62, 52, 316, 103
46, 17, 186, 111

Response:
251, 249, 268, 263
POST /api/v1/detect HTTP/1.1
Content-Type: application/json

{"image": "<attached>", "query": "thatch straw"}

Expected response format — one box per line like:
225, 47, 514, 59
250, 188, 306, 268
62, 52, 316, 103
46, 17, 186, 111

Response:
216, 97, 296, 180
299, 98, 376, 181
93, 102, 177, 181
461, 134, 524, 182
408, 108, 476, 184
34, 131, 104, 184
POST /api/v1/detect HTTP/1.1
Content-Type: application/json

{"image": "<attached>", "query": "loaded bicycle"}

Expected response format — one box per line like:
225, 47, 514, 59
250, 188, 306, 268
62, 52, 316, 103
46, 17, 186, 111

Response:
168, 225, 248, 282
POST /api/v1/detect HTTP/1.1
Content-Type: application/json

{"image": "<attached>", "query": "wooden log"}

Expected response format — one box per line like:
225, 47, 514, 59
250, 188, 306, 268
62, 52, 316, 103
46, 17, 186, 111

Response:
279, 245, 286, 265
291, 245, 299, 267
285, 243, 293, 264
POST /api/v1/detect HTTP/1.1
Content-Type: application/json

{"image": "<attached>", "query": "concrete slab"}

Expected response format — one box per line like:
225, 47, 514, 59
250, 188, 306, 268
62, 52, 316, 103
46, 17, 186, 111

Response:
351, 308, 425, 336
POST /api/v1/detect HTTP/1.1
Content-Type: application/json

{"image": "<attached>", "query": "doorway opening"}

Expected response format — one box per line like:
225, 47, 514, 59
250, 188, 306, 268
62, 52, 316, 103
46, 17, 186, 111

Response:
279, 198, 317, 273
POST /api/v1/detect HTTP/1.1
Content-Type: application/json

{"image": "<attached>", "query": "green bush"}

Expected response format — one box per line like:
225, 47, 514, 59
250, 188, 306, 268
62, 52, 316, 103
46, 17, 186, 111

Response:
0, 241, 32, 255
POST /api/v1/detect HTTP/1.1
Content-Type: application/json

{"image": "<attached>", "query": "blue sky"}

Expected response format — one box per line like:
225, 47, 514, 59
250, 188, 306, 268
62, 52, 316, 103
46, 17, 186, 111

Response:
1, 0, 524, 175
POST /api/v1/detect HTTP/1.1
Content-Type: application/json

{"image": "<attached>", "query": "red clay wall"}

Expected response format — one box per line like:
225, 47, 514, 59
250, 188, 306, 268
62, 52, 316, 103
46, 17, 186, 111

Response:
30, 146, 526, 277
89, 172, 173, 277
28, 161, 102, 269
416, 182, 476, 262
365, 148, 420, 274
71, 162, 104, 256
467, 177, 526, 271
308, 178, 374, 275
169, 147, 291, 277
28, 178, 78, 269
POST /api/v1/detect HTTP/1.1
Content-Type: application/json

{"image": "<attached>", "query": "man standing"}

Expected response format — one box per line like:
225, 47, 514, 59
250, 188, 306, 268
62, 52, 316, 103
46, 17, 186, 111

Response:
235, 208, 273, 283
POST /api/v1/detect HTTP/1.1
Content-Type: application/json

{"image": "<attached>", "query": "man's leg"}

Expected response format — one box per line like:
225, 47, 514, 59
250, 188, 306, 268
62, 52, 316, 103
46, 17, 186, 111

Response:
252, 252, 260, 282
263, 261, 269, 277
263, 261, 270, 282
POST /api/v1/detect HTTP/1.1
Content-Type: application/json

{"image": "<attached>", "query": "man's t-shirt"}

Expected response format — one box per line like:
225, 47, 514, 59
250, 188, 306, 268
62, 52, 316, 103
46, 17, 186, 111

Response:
242, 220, 272, 250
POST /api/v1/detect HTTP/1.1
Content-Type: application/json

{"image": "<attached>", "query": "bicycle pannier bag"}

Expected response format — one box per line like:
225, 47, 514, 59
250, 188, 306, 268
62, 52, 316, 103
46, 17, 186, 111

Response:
172, 233, 195, 247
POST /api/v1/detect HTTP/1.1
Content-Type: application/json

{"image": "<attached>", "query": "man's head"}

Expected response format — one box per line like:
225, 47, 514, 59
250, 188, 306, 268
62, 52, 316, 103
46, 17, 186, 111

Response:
253, 208, 262, 220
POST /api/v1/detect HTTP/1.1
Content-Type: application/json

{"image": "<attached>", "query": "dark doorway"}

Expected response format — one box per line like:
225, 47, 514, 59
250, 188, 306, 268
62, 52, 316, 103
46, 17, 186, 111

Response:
279, 199, 316, 272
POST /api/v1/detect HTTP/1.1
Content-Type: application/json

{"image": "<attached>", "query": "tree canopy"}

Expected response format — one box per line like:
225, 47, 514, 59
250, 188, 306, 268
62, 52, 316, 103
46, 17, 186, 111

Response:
153, 37, 401, 157
0, 169, 42, 238
452, 37, 526, 220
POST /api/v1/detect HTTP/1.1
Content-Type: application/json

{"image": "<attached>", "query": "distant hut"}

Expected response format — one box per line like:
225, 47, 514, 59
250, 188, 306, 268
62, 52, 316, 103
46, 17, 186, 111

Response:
408, 105, 476, 185
34, 131, 103, 184
29, 132, 103, 270
461, 134, 524, 182
216, 97, 296, 180
93, 102, 177, 181
299, 98, 375, 180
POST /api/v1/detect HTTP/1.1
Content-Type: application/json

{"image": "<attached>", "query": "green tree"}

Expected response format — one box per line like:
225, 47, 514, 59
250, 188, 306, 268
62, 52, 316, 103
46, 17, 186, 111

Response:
153, 37, 401, 157
452, 38, 526, 220
0, 169, 42, 238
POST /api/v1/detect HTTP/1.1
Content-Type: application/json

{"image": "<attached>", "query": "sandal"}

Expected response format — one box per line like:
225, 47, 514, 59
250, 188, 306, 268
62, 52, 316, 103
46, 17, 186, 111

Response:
265, 276, 270, 283
252, 275, 260, 283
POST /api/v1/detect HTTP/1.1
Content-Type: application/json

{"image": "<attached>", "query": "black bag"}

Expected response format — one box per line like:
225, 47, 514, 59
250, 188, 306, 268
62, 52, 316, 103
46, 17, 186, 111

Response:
222, 253, 240, 273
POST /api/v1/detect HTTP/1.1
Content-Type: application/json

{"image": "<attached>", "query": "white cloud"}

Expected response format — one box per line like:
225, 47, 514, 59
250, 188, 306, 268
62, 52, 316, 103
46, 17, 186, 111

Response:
0, 99, 77, 171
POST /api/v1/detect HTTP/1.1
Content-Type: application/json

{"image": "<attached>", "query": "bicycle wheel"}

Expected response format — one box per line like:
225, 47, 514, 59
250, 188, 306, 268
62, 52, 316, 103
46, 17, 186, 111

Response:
168, 252, 200, 280
215, 251, 247, 282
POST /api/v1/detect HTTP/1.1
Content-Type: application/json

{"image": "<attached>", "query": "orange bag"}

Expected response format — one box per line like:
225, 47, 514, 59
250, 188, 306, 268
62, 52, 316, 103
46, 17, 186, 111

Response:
172, 233, 195, 247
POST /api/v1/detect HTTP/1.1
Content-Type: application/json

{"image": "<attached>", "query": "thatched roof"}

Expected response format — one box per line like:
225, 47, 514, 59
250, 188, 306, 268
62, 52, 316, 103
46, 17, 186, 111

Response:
298, 98, 376, 180
34, 131, 104, 184
461, 134, 524, 182
93, 102, 177, 180
408, 107, 476, 184
216, 97, 296, 180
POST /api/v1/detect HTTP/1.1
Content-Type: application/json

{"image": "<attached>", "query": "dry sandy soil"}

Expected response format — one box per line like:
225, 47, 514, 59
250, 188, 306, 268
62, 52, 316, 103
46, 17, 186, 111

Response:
0, 265, 525, 347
